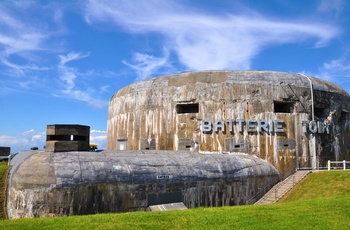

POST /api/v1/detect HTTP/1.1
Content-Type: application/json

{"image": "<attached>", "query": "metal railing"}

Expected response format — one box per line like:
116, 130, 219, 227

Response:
250, 157, 349, 205
247, 161, 299, 204
0, 155, 11, 165
297, 156, 312, 171
327, 160, 350, 170
272, 170, 310, 201
250, 157, 313, 204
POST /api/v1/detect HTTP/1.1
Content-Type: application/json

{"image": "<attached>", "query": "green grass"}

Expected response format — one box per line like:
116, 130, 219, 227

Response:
280, 171, 350, 202
0, 160, 9, 220
0, 170, 349, 229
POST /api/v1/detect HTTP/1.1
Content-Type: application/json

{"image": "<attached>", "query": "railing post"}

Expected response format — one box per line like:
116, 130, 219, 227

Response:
275, 189, 278, 200
328, 160, 330, 171
344, 160, 346, 170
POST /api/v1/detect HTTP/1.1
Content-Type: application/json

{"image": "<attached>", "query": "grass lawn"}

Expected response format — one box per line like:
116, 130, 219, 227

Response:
280, 171, 350, 202
0, 160, 9, 220
0, 166, 349, 229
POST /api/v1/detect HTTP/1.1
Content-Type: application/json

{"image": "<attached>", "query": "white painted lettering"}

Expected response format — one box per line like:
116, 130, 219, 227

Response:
215, 120, 226, 133
274, 120, 284, 133
258, 119, 268, 132
247, 119, 257, 132
201, 119, 212, 132
227, 119, 235, 133
236, 119, 244, 132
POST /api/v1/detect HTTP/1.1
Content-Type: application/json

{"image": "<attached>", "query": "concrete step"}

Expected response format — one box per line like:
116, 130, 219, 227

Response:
255, 170, 311, 205
148, 202, 188, 211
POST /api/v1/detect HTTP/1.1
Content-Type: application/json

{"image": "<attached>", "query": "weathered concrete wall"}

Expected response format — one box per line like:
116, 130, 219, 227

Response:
107, 71, 350, 175
46, 124, 90, 152
7, 151, 279, 218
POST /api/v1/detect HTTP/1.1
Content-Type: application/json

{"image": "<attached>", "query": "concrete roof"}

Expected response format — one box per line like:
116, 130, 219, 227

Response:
113, 71, 349, 99
9, 150, 279, 189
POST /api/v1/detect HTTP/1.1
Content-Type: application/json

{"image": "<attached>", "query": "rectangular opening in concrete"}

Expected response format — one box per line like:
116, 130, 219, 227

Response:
47, 135, 70, 141
224, 139, 248, 152
176, 103, 199, 114
140, 139, 156, 150
340, 111, 348, 121
314, 107, 326, 119
117, 139, 127, 150
277, 139, 296, 150
274, 101, 294, 113
73, 135, 87, 141
148, 192, 183, 206
178, 138, 192, 150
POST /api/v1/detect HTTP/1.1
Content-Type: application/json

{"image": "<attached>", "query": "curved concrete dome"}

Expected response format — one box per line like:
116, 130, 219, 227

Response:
7, 150, 279, 218
111, 71, 348, 98
107, 70, 350, 176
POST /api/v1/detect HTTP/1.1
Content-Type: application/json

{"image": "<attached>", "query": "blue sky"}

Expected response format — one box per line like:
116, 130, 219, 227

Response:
1, 0, 350, 153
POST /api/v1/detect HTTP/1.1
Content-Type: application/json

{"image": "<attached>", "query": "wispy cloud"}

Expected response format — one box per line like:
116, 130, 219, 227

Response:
0, 129, 46, 153
0, 1, 61, 93
59, 51, 90, 66
0, 1, 62, 60
317, 0, 344, 15
316, 56, 350, 82
85, 0, 339, 78
56, 51, 107, 108
122, 50, 170, 81
58, 51, 90, 92
0, 128, 108, 153
0, 2, 107, 108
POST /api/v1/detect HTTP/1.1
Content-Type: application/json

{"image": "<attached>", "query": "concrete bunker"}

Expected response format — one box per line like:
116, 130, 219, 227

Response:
0, 147, 10, 157
7, 151, 279, 218
6, 70, 350, 219
46, 124, 90, 152
107, 70, 350, 177
0, 147, 10, 163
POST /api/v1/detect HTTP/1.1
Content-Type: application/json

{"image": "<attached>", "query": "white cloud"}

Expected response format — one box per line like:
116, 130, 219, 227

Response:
90, 129, 107, 150
0, 129, 108, 153
0, 2, 110, 110
88, 99, 107, 109
58, 52, 89, 92
56, 51, 108, 108
122, 51, 170, 81
315, 56, 350, 82
0, 1, 61, 59
100, 85, 110, 93
317, 0, 344, 14
0, 1, 65, 94
59, 51, 90, 66
322, 58, 350, 73
0, 129, 46, 153
85, 0, 339, 77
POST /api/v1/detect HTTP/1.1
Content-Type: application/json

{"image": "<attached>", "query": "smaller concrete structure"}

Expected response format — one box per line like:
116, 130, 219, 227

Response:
7, 150, 279, 218
0, 147, 10, 156
46, 124, 90, 152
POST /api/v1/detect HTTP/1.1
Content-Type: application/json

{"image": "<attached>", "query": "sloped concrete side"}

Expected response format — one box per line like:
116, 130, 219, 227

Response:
7, 152, 56, 218
7, 151, 279, 218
